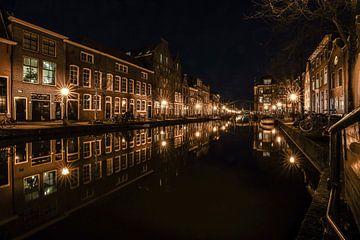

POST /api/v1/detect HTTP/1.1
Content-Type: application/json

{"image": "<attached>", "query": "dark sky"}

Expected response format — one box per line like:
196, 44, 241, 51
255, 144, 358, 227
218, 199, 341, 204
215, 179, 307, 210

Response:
2, 0, 288, 104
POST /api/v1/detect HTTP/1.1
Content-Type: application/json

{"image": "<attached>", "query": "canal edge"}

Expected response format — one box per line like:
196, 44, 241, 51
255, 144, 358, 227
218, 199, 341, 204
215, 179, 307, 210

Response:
278, 122, 330, 240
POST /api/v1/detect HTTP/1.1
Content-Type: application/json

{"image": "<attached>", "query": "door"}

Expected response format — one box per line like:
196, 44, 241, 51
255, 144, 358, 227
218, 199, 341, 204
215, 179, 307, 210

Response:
68, 101, 78, 120
15, 98, 26, 121
147, 102, 152, 119
105, 96, 112, 119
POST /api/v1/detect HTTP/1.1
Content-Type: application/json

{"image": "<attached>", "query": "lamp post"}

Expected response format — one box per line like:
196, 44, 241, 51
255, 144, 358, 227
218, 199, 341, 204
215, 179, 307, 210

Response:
289, 93, 298, 120
161, 100, 167, 120
60, 87, 70, 125
195, 103, 201, 117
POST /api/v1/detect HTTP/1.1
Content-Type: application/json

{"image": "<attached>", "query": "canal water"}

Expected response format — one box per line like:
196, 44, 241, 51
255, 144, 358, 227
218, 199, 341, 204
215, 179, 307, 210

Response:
0, 121, 317, 240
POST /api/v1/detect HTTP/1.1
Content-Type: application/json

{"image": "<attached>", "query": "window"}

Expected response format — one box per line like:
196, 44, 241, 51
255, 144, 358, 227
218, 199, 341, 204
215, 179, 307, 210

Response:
129, 79, 134, 93
80, 51, 94, 64
121, 77, 128, 93
23, 57, 38, 83
141, 82, 146, 96
106, 73, 113, 91
93, 95, 101, 110
42, 38, 56, 56
136, 81, 141, 95
136, 100, 141, 111
147, 84, 152, 96
94, 71, 102, 89
114, 156, 121, 173
114, 76, 121, 92
83, 141, 92, 158
331, 72, 335, 89
83, 68, 91, 87
42, 61, 56, 85
107, 158, 113, 176
121, 154, 127, 170
83, 94, 91, 110
94, 140, 101, 156
70, 168, 79, 189
83, 164, 91, 184
114, 97, 121, 114
43, 170, 57, 196
24, 175, 40, 201
141, 72, 148, 79
23, 31, 38, 51
159, 53, 163, 63
105, 134, 112, 153
115, 63, 128, 73
121, 98, 127, 113
69, 65, 79, 85
338, 68, 343, 87
141, 100, 146, 111
0, 77, 7, 113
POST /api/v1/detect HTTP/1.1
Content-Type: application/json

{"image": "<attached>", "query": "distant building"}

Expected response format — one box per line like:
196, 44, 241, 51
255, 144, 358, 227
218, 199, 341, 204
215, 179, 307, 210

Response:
129, 39, 183, 119
253, 76, 278, 113
187, 76, 211, 117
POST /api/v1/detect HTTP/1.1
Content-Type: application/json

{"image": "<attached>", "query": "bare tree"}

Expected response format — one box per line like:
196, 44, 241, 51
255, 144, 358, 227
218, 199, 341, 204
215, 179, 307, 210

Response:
250, 0, 357, 110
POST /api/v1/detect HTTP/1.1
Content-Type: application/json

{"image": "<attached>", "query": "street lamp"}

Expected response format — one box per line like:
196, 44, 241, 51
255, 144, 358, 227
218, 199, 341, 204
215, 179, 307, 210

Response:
195, 103, 201, 117
161, 99, 167, 120
289, 93, 298, 119
60, 87, 70, 125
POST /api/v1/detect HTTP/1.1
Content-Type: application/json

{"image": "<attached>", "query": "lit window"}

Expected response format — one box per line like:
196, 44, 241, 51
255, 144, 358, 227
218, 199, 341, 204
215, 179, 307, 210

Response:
24, 175, 40, 201
42, 61, 56, 85
83, 141, 92, 158
106, 73, 113, 91
94, 71, 102, 89
43, 170, 57, 196
147, 84, 152, 96
92, 95, 101, 110
114, 97, 121, 114
23, 57, 38, 83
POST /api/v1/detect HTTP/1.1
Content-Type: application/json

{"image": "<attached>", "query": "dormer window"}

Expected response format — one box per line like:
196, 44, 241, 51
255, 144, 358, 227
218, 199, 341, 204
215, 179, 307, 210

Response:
80, 51, 94, 64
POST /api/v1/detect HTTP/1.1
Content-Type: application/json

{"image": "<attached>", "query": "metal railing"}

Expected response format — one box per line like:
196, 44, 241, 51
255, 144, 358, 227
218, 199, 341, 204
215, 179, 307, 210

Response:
327, 106, 360, 240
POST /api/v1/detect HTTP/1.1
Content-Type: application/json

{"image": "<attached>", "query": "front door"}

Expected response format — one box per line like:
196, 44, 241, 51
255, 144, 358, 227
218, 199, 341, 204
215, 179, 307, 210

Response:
68, 100, 78, 120
15, 98, 26, 121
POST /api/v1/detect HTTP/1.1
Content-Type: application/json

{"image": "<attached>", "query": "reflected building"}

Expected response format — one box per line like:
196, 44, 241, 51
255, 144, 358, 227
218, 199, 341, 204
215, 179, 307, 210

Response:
0, 121, 221, 238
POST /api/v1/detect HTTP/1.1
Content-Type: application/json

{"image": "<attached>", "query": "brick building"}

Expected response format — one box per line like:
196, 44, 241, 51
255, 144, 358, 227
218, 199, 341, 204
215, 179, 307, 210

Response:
8, 16, 68, 121
253, 76, 278, 113
0, 11, 16, 119
64, 38, 153, 121
129, 39, 183, 119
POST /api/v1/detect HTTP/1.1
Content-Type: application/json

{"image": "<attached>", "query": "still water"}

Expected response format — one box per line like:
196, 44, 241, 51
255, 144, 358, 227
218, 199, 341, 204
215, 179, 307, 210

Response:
0, 121, 317, 240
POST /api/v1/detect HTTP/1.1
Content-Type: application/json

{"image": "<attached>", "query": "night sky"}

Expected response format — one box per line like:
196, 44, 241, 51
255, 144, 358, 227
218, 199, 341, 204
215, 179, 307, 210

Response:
1, 0, 323, 104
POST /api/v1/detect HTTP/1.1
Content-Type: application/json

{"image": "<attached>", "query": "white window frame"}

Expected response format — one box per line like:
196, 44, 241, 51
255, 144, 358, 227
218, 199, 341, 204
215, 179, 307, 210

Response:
114, 75, 121, 92
80, 51, 94, 64
69, 65, 79, 86
106, 73, 113, 91
83, 94, 92, 110
83, 68, 91, 88
114, 97, 121, 114
121, 77, 128, 93
141, 72, 148, 80
129, 79, 134, 94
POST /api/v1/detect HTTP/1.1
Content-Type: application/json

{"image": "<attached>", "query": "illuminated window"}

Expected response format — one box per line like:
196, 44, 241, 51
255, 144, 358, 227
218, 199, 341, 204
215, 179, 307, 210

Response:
42, 61, 56, 85
106, 73, 113, 91
23, 57, 38, 83
114, 97, 121, 114
83, 68, 91, 87
94, 71, 102, 89
147, 84, 152, 96
24, 175, 40, 201
42, 38, 56, 56
83, 141, 92, 158
43, 170, 57, 196
23, 31, 38, 51
92, 95, 101, 110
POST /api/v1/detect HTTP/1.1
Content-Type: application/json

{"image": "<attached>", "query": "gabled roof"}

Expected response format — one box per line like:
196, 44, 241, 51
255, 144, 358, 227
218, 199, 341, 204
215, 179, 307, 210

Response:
0, 9, 16, 45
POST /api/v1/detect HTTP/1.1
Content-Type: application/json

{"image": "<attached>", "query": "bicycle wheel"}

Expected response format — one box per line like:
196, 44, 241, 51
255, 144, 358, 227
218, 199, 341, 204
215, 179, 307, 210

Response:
299, 120, 313, 132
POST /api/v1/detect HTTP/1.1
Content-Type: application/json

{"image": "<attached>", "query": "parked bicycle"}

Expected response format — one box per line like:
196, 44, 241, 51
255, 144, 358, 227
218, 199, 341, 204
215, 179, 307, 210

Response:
0, 115, 15, 128
299, 112, 341, 135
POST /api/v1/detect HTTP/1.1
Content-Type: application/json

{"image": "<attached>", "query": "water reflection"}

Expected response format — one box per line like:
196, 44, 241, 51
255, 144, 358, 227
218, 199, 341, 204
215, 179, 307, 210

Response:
0, 121, 223, 239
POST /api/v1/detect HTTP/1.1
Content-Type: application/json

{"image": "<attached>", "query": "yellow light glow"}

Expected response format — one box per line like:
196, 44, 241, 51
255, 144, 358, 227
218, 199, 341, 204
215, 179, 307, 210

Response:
195, 103, 201, 109
61, 167, 70, 176
272, 129, 276, 134
213, 106, 217, 110
289, 156, 295, 163
160, 130, 165, 135
195, 131, 200, 137
277, 136, 281, 143
277, 102, 282, 107
221, 126, 226, 130
122, 138, 126, 143
272, 105, 276, 110
161, 100, 167, 107
264, 105, 269, 110
290, 93, 298, 102
213, 127, 218, 132
161, 140, 167, 147
60, 87, 70, 96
